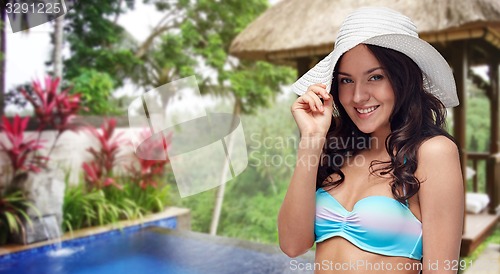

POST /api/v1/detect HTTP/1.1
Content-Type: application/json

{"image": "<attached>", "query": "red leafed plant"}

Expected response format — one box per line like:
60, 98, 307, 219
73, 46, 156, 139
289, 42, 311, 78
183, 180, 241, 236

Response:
10, 76, 84, 167
0, 76, 84, 190
127, 129, 172, 189
20, 76, 82, 133
0, 116, 46, 176
81, 162, 122, 190
82, 119, 125, 190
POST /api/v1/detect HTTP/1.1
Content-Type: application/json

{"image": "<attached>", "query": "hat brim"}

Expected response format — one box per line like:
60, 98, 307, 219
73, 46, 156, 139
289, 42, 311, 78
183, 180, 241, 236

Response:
291, 34, 459, 108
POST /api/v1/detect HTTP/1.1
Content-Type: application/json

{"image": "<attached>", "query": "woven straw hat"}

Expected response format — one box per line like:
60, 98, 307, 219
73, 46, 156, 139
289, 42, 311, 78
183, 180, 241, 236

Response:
291, 7, 459, 108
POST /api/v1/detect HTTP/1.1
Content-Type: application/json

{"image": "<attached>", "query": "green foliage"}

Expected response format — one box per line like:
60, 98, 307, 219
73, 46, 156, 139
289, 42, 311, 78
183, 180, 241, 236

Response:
0, 191, 36, 244
446, 82, 491, 193
70, 69, 121, 115
228, 62, 296, 114
466, 96, 490, 152
177, 188, 216, 233
134, 0, 295, 113
178, 0, 295, 113
119, 177, 171, 213
132, 33, 197, 89
63, 0, 141, 87
62, 182, 120, 232
183, 0, 269, 54
463, 95, 490, 192
62, 176, 172, 233
61, 0, 295, 115
217, 179, 287, 244
102, 185, 143, 220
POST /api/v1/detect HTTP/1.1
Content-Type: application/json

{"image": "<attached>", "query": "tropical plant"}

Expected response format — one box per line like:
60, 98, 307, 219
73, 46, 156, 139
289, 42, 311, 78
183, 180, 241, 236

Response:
1, 76, 83, 187
62, 175, 171, 233
126, 129, 172, 189
81, 161, 122, 190
0, 77, 85, 245
120, 175, 171, 214
20, 76, 82, 133
4, 76, 84, 173
102, 184, 143, 220
62, 182, 122, 232
81, 118, 125, 190
121, 128, 173, 213
63, 119, 176, 232
70, 69, 121, 115
0, 115, 46, 177
63, 0, 139, 87
0, 190, 36, 245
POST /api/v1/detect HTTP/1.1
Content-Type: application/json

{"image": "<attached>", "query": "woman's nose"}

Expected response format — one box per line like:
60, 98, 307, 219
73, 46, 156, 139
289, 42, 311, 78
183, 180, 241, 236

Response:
353, 83, 370, 104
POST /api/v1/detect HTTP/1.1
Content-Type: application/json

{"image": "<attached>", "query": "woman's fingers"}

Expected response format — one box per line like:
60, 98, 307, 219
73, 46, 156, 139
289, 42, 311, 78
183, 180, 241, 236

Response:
304, 92, 323, 112
305, 84, 330, 112
309, 84, 330, 101
291, 84, 334, 137
292, 83, 332, 113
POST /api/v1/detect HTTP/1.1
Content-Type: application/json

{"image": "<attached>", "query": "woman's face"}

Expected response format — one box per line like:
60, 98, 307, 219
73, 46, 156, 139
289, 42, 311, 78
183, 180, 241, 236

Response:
337, 44, 395, 135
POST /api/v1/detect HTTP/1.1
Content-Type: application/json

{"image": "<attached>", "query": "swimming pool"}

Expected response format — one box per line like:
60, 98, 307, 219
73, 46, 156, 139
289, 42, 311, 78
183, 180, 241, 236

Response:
0, 221, 313, 273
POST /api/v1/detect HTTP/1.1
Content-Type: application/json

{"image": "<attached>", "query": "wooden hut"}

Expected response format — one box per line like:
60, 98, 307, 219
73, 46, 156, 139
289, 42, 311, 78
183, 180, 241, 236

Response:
230, 0, 500, 256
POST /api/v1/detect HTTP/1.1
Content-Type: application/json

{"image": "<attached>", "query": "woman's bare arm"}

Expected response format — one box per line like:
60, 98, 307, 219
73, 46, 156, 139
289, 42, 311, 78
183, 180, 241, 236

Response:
278, 136, 324, 257
416, 136, 464, 274
278, 84, 333, 257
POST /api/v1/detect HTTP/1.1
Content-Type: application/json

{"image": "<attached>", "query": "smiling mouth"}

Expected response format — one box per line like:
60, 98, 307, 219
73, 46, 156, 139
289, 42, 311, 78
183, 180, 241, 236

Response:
355, 106, 379, 114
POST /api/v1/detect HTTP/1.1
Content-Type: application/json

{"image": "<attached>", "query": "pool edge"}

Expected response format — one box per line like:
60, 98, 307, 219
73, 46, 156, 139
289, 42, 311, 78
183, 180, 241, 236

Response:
0, 207, 190, 257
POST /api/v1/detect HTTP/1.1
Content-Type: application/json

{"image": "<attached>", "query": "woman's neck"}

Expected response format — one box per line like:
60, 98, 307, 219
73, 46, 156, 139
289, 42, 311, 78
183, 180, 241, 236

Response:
368, 127, 391, 155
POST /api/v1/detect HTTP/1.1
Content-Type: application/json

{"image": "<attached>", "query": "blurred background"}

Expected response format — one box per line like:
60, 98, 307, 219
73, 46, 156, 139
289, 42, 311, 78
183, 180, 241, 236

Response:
0, 1, 498, 273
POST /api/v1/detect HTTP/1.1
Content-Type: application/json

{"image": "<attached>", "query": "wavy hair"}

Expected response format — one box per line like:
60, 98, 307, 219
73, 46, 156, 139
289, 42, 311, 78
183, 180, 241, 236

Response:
317, 44, 456, 203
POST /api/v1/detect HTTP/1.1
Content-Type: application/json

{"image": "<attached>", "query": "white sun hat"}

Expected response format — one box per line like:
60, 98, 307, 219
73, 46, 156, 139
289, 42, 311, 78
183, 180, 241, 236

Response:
291, 7, 459, 108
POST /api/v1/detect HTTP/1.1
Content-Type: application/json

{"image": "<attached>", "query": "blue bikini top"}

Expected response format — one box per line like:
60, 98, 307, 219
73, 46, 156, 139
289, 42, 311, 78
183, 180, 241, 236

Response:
315, 187, 423, 260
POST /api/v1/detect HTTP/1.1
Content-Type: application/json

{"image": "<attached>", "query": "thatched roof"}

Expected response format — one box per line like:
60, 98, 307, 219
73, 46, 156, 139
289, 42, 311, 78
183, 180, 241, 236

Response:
230, 0, 500, 61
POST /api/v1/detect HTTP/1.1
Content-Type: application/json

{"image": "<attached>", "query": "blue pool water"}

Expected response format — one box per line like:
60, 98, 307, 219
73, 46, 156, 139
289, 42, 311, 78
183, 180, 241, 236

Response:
0, 226, 313, 274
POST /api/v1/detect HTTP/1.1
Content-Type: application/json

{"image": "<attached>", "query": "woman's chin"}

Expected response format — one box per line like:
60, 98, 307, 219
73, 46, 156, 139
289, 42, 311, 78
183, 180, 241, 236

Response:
358, 128, 374, 134
352, 124, 375, 134
352, 120, 390, 135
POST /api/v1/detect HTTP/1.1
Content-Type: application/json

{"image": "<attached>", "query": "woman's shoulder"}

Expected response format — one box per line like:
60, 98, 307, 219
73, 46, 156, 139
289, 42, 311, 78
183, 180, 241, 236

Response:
415, 136, 463, 214
418, 135, 458, 157
416, 135, 460, 176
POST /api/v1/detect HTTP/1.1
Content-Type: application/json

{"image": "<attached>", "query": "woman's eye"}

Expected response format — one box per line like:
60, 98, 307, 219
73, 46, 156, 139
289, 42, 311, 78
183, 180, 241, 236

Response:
339, 78, 353, 84
370, 74, 384, 81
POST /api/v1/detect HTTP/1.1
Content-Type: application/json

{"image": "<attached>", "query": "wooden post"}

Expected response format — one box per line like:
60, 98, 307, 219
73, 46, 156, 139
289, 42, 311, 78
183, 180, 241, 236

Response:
490, 60, 499, 154
488, 58, 499, 213
451, 41, 468, 233
452, 42, 468, 183
297, 57, 312, 79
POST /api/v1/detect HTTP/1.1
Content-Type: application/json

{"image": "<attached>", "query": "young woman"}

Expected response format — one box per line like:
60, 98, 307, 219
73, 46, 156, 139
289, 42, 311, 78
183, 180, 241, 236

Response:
278, 7, 464, 274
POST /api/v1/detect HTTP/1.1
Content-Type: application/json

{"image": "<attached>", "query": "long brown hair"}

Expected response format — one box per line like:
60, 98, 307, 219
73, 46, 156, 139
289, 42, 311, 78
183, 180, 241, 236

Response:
317, 44, 456, 203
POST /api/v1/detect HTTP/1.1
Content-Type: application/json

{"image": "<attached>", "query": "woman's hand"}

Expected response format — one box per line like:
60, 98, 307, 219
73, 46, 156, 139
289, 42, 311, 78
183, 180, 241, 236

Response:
291, 84, 334, 138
